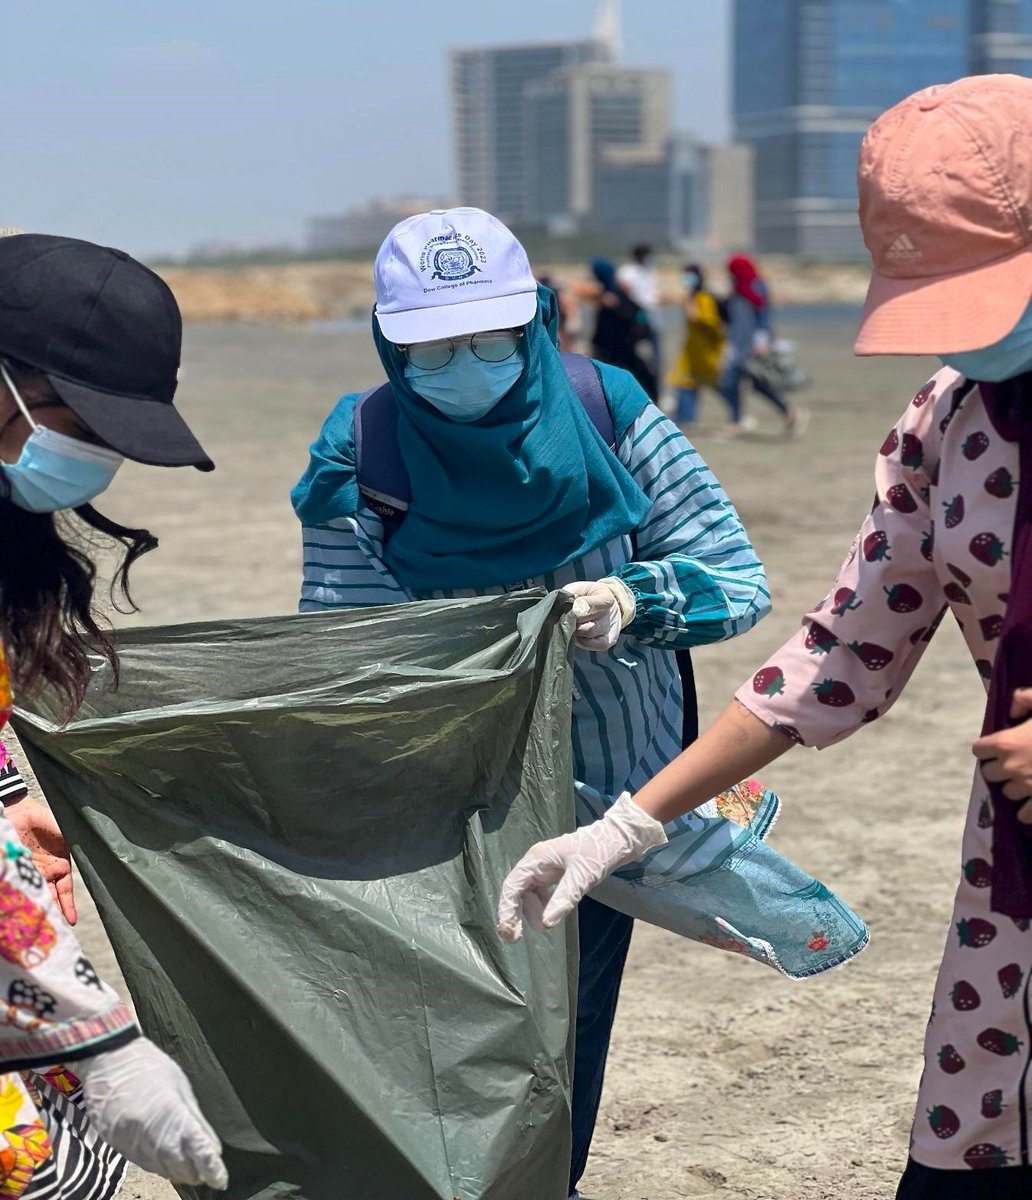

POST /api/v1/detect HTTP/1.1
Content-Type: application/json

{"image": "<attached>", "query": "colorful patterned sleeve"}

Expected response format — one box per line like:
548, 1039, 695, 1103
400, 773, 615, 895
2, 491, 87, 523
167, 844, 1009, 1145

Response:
612, 407, 771, 648
735, 374, 953, 748
0, 653, 138, 1067
0, 806, 139, 1069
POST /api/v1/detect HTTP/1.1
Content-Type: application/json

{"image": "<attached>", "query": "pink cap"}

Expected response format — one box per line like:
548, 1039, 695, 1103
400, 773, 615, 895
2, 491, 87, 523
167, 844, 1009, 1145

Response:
855, 74, 1032, 356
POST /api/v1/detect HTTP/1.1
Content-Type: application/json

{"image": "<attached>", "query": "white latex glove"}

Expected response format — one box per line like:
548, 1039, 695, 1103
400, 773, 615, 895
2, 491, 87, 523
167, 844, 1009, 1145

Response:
497, 793, 667, 941
76, 1038, 228, 1189
562, 577, 636, 652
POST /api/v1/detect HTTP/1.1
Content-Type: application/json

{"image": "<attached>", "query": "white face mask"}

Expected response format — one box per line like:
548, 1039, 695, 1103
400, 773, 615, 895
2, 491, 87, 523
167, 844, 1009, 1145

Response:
0, 362, 123, 512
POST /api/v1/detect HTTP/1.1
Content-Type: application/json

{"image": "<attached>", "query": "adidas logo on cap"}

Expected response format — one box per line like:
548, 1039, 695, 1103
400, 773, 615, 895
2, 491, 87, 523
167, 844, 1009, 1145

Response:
885, 233, 922, 262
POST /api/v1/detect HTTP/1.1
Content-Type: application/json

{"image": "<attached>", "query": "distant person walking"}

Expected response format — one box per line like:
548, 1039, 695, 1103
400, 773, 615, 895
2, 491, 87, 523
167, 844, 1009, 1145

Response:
589, 259, 658, 400
721, 254, 804, 437
668, 264, 725, 426
616, 243, 659, 316
617, 243, 662, 383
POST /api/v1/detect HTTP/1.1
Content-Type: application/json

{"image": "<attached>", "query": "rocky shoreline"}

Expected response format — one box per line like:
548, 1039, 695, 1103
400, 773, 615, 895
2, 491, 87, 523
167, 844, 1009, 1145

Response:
156, 257, 871, 323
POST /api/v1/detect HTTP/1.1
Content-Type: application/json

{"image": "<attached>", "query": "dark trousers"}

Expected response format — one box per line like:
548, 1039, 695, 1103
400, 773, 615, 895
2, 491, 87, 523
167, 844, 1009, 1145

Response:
721, 360, 789, 423
897, 1157, 1032, 1198
643, 323, 663, 392
568, 896, 634, 1194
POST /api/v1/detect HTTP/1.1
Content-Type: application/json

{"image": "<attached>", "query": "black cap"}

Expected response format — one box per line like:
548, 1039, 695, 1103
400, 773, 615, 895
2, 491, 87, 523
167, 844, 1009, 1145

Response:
0, 234, 213, 471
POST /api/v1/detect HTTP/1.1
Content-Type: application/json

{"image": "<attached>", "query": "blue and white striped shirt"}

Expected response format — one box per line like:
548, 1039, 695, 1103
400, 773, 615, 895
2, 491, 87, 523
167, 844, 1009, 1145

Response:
300, 404, 770, 808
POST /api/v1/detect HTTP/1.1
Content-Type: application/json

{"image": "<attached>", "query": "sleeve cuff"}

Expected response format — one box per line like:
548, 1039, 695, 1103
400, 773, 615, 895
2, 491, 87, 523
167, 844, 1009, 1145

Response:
600, 576, 637, 628
734, 686, 813, 748
0, 1002, 140, 1072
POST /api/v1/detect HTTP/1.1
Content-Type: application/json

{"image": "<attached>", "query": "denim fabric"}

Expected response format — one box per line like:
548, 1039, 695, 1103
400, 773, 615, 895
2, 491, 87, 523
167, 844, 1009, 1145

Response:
676, 387, 698, 424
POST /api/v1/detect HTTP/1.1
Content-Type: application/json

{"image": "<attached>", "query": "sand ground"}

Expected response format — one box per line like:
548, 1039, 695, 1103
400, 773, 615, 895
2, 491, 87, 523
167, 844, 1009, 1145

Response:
13, 319, 984, 1199
154, 258, 871, 323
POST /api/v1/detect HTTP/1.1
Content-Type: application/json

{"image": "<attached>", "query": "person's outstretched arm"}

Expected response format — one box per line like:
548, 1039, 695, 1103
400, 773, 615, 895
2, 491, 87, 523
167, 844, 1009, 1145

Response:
633, 699, 795, 823
499, 371, 956, 940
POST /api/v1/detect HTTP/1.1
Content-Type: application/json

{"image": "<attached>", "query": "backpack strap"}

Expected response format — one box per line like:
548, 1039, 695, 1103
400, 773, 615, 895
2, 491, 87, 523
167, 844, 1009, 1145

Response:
353, 384, 410, 538
355, 353, 616, 538
560, 351, 615, 449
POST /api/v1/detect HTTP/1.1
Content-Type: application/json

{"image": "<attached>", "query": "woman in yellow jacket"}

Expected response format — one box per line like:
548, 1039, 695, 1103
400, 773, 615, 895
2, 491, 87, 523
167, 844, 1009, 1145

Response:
668, 264, 725, 426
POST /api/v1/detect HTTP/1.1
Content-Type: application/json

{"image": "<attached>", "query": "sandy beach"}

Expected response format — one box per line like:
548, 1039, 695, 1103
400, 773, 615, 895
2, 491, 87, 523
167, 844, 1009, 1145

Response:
17, 317, 981, 1200
154, 258, 873, 324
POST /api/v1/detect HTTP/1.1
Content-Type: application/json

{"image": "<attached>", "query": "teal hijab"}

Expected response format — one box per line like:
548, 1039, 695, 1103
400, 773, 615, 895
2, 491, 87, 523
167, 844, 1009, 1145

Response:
292, 284, 650, 592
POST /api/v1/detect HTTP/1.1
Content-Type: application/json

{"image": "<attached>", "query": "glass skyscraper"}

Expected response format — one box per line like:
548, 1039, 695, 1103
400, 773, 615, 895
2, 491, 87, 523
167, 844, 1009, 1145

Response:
972, 0, 1032, 71
735, 0, 1032, 257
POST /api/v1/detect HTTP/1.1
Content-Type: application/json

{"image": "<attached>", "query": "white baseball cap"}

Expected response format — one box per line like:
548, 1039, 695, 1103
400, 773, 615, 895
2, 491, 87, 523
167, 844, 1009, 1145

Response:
373, 207, 538, 344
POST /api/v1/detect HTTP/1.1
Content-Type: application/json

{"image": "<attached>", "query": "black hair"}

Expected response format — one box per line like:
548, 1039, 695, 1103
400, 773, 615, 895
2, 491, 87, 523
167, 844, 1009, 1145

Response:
683, 263, 706, 290
0, 364, 157, 717
632, 243, 653, 263
0, 499, 157, 718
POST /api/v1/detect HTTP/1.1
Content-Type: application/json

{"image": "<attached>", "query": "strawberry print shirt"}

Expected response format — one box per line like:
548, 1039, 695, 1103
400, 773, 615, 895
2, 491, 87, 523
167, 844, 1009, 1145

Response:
736, 369, 1032, 1173
736, 369, 1010, 747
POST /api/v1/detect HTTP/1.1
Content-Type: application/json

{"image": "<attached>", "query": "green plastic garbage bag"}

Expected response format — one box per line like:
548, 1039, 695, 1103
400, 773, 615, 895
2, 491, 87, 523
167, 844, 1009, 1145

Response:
11, 591, 578, 1200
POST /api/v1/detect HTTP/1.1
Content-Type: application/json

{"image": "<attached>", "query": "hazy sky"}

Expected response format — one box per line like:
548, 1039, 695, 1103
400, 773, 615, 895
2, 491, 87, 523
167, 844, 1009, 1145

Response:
5, 1, 729, 258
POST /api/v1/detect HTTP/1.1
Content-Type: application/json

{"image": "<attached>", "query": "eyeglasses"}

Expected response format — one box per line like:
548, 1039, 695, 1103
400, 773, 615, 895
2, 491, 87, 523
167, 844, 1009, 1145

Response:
400, 329, 523, 372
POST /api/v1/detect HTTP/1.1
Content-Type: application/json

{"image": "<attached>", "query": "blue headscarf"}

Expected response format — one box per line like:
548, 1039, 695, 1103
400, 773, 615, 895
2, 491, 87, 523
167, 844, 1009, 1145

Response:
292, 284, 650, 592
591, 258, 619, 294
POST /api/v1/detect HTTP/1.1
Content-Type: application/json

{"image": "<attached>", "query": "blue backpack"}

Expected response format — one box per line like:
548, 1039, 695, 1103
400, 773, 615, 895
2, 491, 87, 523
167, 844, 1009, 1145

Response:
353, 351, 698, 747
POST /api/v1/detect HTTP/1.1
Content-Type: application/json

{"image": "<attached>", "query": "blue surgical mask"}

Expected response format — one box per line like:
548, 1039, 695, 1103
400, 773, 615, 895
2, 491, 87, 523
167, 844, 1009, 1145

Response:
683, 271, 701, 291
0, 363, 123, 512
939, 297, 1032, 382
404, 344, 524, 422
